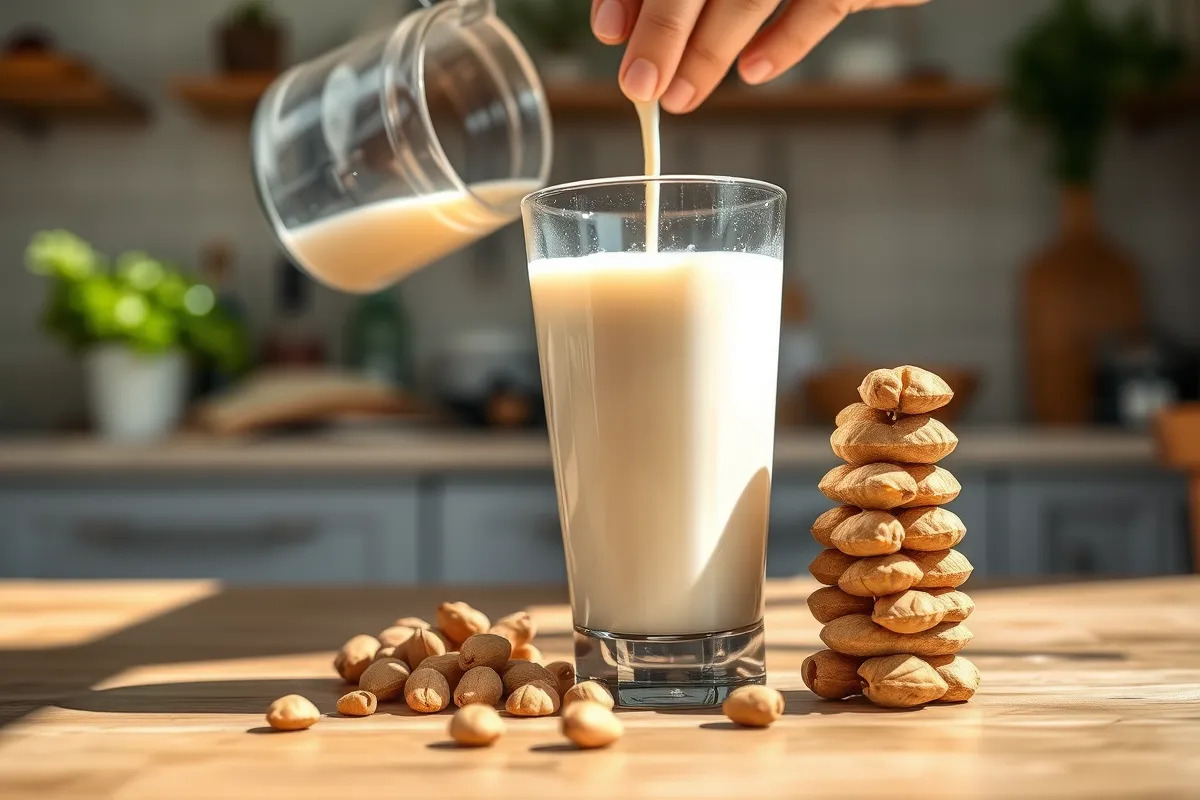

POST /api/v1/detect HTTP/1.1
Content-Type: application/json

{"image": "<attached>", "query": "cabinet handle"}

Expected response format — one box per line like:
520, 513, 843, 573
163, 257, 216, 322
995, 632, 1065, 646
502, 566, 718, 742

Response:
73, 519, 319, 553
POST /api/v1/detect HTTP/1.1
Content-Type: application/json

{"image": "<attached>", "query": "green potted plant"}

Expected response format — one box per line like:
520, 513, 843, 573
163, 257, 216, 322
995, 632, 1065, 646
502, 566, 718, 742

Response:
502, 0, 595, 82
1007, 0, 1184, 424
26, 230, 249, 442
218, 0, 286, 74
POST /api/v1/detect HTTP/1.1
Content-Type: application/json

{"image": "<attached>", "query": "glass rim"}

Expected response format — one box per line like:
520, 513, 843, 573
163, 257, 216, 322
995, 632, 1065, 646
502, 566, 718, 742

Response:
521, 174, 786, 211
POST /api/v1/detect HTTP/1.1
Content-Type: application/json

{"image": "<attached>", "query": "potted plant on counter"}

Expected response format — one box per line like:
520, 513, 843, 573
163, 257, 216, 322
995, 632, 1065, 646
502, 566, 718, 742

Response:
1008, 0, 1184, 425
26, 230, 249, 443
217, 0, 286, 74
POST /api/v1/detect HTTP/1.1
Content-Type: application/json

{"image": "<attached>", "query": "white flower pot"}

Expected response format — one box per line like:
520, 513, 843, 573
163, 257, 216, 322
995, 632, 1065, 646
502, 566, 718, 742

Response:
85, 346, 188, 443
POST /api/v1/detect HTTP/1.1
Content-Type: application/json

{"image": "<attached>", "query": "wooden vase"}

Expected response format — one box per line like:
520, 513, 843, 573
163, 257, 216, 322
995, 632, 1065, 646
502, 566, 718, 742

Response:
1023, 187, 1144, 425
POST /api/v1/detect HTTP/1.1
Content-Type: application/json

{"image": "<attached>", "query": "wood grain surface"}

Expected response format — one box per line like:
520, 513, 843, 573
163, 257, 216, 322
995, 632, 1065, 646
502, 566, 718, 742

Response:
0, 577, 1197, 799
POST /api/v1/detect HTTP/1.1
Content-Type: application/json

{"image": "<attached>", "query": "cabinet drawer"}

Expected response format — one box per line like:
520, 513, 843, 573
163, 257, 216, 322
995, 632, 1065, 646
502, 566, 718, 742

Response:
437, 478, 566, 583
2, 488, 419, 583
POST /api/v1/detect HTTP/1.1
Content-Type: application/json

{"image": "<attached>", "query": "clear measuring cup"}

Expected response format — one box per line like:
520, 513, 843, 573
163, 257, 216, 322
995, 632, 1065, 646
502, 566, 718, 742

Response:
251, 0, 552, 294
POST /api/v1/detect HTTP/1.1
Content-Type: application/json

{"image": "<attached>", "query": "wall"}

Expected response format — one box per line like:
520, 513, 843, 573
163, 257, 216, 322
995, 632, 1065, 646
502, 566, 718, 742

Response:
0, 0, 1197, 428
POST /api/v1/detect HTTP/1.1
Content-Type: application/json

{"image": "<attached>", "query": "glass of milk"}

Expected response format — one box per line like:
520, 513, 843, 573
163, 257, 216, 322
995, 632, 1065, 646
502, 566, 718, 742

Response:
252, 0, 551, 293
522, 175, 786, 707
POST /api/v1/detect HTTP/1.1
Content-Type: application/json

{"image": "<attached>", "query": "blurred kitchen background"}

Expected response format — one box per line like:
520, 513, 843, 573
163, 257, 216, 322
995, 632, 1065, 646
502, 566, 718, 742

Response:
0, 0, 1198, 585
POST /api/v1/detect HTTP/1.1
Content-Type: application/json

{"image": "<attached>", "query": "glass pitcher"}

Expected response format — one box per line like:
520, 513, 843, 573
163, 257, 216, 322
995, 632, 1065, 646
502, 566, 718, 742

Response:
251, 0, 552, 294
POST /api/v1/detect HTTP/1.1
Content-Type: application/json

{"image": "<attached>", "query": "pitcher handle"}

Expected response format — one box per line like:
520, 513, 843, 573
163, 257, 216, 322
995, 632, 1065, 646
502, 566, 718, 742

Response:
418, 0, 492, 25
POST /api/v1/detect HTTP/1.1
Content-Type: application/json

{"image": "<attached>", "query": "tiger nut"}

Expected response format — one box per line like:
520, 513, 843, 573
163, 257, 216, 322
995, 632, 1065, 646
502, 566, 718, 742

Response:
820, 615, 973, 658
405, 667, 451, 713
926, 654, 980, 702
404, 628, 447, 669
333, 634, 380, 684
801, 649, 864, 700
811, 505, 859, 548
858, 368, 903, 411
837, 553, 923, 597
505, 679, 560, 717
448, 703, 505, 747
927, 588, 975, 622
545, 660, 576, 697
488, 611, 536, 648
830, 509, 905, 557
562, 680, 614, 710
457, 633, 512, 672
858, 654, 949, 708
336, 690, 377, 717
417, 652, 466, 690
562, 700, 623, 748
512, 643, 543, 663
808, 548, 859, 586
807, 586, 874, 624
872, 590, 948, 634
722, 685, 785, 727
266, 694, 320, 731
909, 549, 974, 589
501, 660, 556, 697
358, 657, 410, 701
819, 463, 918, 510
377, 626, 418, 649
437, 602, 490, 647
895, 506, 967, 551
453, 666, 503, 708
393, 616, 431, 629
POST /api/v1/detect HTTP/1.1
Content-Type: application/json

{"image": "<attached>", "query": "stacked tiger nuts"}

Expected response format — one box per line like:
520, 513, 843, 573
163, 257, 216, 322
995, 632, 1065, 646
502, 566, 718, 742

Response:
801, 366, 980, 708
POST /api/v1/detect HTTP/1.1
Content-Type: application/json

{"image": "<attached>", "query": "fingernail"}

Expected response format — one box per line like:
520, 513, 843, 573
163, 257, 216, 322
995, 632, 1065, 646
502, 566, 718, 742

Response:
622, 58, 659, 102
661, 77, 696, 113
593, 0, 626, 41
741, 57, 773, 84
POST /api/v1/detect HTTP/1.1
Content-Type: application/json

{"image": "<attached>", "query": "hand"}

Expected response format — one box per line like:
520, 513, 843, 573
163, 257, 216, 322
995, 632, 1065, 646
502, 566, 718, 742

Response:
591, 0, 930, 113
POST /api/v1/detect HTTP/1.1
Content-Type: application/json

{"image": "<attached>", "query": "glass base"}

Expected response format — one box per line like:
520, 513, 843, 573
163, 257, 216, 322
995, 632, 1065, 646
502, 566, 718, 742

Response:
574, 620, 766, 708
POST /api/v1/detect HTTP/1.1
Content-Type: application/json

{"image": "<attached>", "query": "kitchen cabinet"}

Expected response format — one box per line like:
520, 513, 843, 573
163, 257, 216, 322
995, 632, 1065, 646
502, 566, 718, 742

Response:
0, 487, 420, 583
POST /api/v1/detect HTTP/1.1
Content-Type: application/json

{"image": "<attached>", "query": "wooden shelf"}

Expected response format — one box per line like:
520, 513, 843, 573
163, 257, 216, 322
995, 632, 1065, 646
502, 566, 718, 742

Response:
172, 73, 276, 120
546, 81, 1001, 121
0, 55, 147, 125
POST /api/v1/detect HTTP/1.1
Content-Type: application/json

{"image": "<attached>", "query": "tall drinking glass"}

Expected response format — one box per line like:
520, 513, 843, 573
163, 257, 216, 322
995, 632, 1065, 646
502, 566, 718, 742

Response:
522, 176, 786, 707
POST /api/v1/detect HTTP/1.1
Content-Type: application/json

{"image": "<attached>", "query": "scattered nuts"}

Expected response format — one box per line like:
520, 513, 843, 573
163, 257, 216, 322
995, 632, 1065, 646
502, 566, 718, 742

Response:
405, 667, 451, 713
858, 654, 949, 708
808, 548, 859, 585
895, 506, 967, 551
820, 614, 973, 658
333, 634, 381, 684
831, 412, 958, 466
377, 626, 418, 649
722, 685, 785, 727
454, 666, 503, 708
266, 694, 320, 731
562, 700, 623, 748
563, 680, 614, 710
358, 658, 410, 701
512, 643, 543, 663
801, 649, 864, 700
927, 588, 975, 622
488, 611, 536, 648
457, 633, 512, 672
545, 661, 576, 697
819, 463, 918, 510
872, 590, 948, 634
336, 690, 377, 716
811, 505, 859, 548
909, 549, 974, 589
502, 660, 556, 696
926, 654, 981, 702
449, 703, 505, 747
417, 653, 465, 690
437, 602, 490, 647
837, 553, 924, 597
807, 586, 874, 624
404, 628, 447, 669
505, 679, 560, 717
830, 509, 905, 557
393, 616, 431, 630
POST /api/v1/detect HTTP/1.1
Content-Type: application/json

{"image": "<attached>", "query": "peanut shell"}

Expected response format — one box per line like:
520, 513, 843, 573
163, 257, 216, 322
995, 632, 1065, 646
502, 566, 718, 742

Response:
819, 463, 918, 510
405, 667, 451, 713
895, 506, 967, 551
820, 614, 973, 658
505, 679, 559, 716
909, 549, 973, 589
807, 586, 874, 623
926, 654, 980, 702
333, 634, 380, 684
801, 649, 864, 699
831, 412, 958, 466
358, 657, 410, 701
927, 588, 975, 622
858, 654, 949, 708
830, 509, 905, 557
809, 548, 859, 586
811, 505, 859, 548
457, 633, 512, 672
837, 553, 923, 597
453, 666, 503, 707
437, 602, 490, 647
872, 590, 948, 634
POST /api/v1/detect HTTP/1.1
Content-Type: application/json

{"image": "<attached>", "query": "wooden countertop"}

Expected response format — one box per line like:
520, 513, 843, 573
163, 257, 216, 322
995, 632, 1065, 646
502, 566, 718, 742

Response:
0, 577, 1197, 798
0, 427, 1158, 476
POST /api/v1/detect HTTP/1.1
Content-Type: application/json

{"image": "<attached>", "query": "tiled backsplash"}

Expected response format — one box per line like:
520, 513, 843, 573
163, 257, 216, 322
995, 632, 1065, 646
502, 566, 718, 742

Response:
0, 0, 1196, 428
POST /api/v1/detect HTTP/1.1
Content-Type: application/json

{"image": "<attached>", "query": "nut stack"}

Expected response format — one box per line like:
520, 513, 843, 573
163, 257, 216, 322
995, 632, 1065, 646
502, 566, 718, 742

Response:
801, 366, 980, 708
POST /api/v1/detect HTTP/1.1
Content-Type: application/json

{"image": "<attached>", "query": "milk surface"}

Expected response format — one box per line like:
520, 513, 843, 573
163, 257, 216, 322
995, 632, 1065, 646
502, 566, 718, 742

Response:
530, 250, 782, 634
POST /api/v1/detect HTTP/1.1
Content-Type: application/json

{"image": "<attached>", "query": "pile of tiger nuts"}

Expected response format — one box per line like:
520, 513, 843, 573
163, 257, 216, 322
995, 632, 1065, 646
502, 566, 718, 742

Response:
802, 366, 980, 708
264, 600, 623, 748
